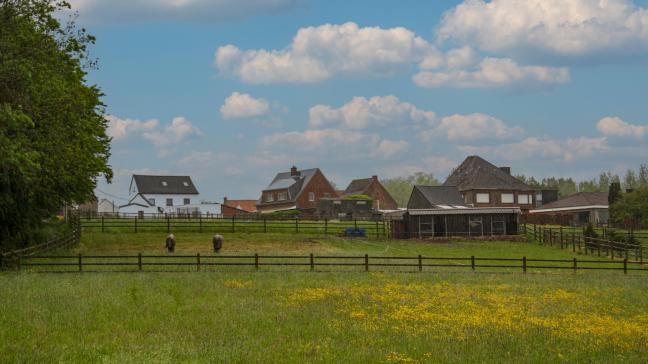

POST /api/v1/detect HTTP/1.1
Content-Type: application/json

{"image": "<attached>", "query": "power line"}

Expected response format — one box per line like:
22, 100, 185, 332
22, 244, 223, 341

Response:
95, 188, 130, 201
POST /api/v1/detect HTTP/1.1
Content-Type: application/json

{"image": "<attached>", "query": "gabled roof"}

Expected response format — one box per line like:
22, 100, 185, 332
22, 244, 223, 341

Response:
224, 199, 257, 212
344, 178, 373, 195
413, 185, 467, 207
444, 156, 533, 191
262, 168, 320, 201
132, 175, 199, 195
534, 192, 609, 210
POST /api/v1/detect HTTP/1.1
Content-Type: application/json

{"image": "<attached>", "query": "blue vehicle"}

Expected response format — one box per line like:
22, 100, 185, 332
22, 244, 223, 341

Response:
343, 227, 366, 237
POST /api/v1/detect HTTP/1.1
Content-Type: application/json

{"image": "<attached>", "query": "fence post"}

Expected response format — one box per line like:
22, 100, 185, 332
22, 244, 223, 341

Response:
199, 215, 202, 233
138, 253, 142, 271
355, 219, 358, 230
623, 258, 627, 274
197, 253, 201, 272
264, 218, 267, 233
471, 256, 475, 271
255, 253, 259, 270
572, 233, 576, 253
364, 254, 369, 271
310, 253, 314, 271
533, 224, 537, 241
231, 216, 235, 233
324, 219, 328, 236
167, 215, 170, 233
573, 257, 577, 273
522, 256, 527, 273
560, 227, 563, 248
134, 217, 138, 233
295, 218, 299, 234
78, 253, 82, 272
101, 216, 104, 233
418, 255, 422, 272
375, 221, 379, 239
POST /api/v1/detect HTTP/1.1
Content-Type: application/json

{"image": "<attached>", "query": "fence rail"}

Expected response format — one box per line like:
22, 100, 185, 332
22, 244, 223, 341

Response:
521, 224, 644, 263
0, 219, 81, 265
80, 216, 390, 238
7, 253, 648, 274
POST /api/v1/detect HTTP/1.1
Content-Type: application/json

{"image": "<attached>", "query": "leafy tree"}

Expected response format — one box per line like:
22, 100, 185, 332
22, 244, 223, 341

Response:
624, 169, 639, 191
578, 179, 599, 193
540, 177, 578, 198
638, 164, 648, 187
610, 187, 648, 228
0, 0, 111, 250
382, 172, 440, 207
608, 182, 622, 206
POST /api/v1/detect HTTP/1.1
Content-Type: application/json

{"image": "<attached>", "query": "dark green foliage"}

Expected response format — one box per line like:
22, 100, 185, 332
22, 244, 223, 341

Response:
583, 223, 598, 242
343, 194, 371, 200
608, 182, 622, 206
610, 187, 648, 228
382, 172, 440, 207
0, 0, 111, 250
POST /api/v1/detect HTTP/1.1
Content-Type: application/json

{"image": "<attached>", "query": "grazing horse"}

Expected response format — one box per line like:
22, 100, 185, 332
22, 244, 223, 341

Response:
212, 234, 223, 253
165, 234, 176, 253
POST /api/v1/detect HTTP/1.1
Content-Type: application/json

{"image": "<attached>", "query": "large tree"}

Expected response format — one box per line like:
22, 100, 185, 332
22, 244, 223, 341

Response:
610, 187, 648, 229
0, 0, 111, 249
382, 172, 441, 207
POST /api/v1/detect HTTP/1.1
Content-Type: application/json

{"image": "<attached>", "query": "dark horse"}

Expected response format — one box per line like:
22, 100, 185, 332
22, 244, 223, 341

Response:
165, 233, 176, 253
212, 234, 223, 253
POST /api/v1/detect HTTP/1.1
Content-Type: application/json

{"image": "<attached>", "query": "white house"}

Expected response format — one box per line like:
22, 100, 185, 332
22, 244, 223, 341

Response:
119, 175, 221, 217
97, 199, 118, 215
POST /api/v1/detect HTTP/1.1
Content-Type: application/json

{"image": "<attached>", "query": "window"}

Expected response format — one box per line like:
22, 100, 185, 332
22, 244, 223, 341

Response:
183, 181, 189, 187
308, 192, 315, 202
161, 181, 168, 186
184, 198, 190, 205
265, 193, 274, 202
501, 193, 514, 204
166, 198, 173, 206
149, 198, 155, 206
469, 216, 483, 236
476, 193, 490, 203
277, 192, 287, 201
518, 194, 530, 204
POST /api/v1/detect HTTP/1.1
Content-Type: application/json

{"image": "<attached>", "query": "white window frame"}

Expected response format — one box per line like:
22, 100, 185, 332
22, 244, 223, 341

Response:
308, 192, 315, 202
166, 198, 173, 206
518, 194, 530, 204
266, 194, 274, 202
475, 193, 490, 204
149, 198, 155, 206
501, 193, 514, 204
277, 192, 287, 201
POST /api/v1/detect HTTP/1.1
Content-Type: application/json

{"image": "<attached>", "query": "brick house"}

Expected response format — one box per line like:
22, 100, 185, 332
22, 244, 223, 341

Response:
444, 156, 537, 212
343, 175, 398, 210
222, 197, 257, 217
257, 166, 337, 213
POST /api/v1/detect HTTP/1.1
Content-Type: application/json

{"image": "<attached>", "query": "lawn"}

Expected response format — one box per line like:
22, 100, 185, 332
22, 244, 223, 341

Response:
2, 232, 646, 363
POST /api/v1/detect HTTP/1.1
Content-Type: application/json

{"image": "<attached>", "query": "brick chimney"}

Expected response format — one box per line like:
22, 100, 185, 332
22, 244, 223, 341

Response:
499, 166, 511, 175
223, 197, 228, 205
290, 166, 299, 176
372, 175, 378, 181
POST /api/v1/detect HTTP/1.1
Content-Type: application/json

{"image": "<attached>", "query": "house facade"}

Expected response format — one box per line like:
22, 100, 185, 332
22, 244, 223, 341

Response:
529, 192, 609, 226
222, 197, 257, 217
257, 166, 337, 212
342, 175, 398, 210
444, 156, 537, 212
119, 175, 220, 217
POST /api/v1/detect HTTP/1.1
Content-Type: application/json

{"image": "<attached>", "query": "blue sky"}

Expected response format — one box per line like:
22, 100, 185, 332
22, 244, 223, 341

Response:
68, 0, 648, 204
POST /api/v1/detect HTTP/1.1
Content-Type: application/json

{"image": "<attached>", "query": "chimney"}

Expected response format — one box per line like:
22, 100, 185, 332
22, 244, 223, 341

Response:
290, 166, 299, 176
223, 197, 228, 205
372, 175, 378, 181
499, 166, 511, 175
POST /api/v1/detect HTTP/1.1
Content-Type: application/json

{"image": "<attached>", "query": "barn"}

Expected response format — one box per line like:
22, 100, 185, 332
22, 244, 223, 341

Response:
398, 185, 521, 238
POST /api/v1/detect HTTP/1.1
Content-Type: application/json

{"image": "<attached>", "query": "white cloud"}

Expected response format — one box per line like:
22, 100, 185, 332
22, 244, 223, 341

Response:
413, 57, 570, 89
220, 92, 270, 119
215, 22, 435, 84
260, 129, 408, 159
422, 113, 524, 141
66, 0, 298, 23
459, 136, 608, 162
143, 117, 202, 151
309, 95, 436, 129
437, 0, 648, 61
597, 116, 648, 139
105, 115, 159, 140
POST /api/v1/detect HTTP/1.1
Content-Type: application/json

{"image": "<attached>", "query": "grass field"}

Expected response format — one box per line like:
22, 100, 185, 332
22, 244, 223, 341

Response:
2, 232, 647, 363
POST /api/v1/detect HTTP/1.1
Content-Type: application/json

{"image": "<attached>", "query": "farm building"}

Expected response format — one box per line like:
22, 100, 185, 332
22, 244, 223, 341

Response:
119, 175, 220, 217
222, 197, 257, 217
396, 185, 521, 238
316, 197, 378, 220
444, 156, 537, 212
342, 175, 398, 210
528, 192, 609, 226
257, 166, 337, 213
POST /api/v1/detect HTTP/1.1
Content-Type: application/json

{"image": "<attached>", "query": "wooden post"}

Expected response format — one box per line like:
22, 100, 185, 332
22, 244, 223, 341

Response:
418, 255, 422, 272
355, 219, 358, 230
78, 253, 82, 272
375, 221, 379, 239
471, 256, 475, 271
101, 216, 105, 233
199, 215, 202, 233
231, 216, 235, 233
255, 253, 259, 270
263, 218, 267, 233
310, 253, 314, 271
197, 253, 201, 272
534, 224, 537, 241
623, 258, 627, 274
560, 226, 563, 248
324, 219, 328, 236
167, 215, 170, 233
295, 218, 299, 233
522, 256, 527, 273
138, 253, 142, 271
572, 233, 576, 253
134, 217, 138, 233
364, 254, 369, 271
573, 257, 577, 273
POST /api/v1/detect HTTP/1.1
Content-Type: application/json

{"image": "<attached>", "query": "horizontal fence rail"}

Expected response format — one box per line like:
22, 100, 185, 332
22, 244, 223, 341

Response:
79, 216, 390, 239
520, 224, 645, 264
0, 218, 81, 265
8, 253, 648, 274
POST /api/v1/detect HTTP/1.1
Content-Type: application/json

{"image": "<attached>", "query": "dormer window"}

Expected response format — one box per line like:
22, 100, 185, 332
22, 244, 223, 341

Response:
161, 181, 168, 186
183, 181, 189, 187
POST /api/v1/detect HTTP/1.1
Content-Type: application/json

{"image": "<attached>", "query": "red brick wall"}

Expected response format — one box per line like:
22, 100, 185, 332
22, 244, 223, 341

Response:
364, 181, 398, 210
295, 170, 337, 209
465, 189, 536, 211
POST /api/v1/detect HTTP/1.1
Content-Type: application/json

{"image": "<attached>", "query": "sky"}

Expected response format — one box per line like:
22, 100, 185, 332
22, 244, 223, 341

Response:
65, 0, 648, 204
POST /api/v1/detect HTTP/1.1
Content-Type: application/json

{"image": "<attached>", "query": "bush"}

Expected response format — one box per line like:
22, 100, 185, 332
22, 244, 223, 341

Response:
343, 194, 372, 200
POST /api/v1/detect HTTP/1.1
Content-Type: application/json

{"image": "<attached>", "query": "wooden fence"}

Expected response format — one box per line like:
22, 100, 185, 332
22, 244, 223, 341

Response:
9, 253, 647, 274
521, 224, 644, 263
80, 216, 390, 239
